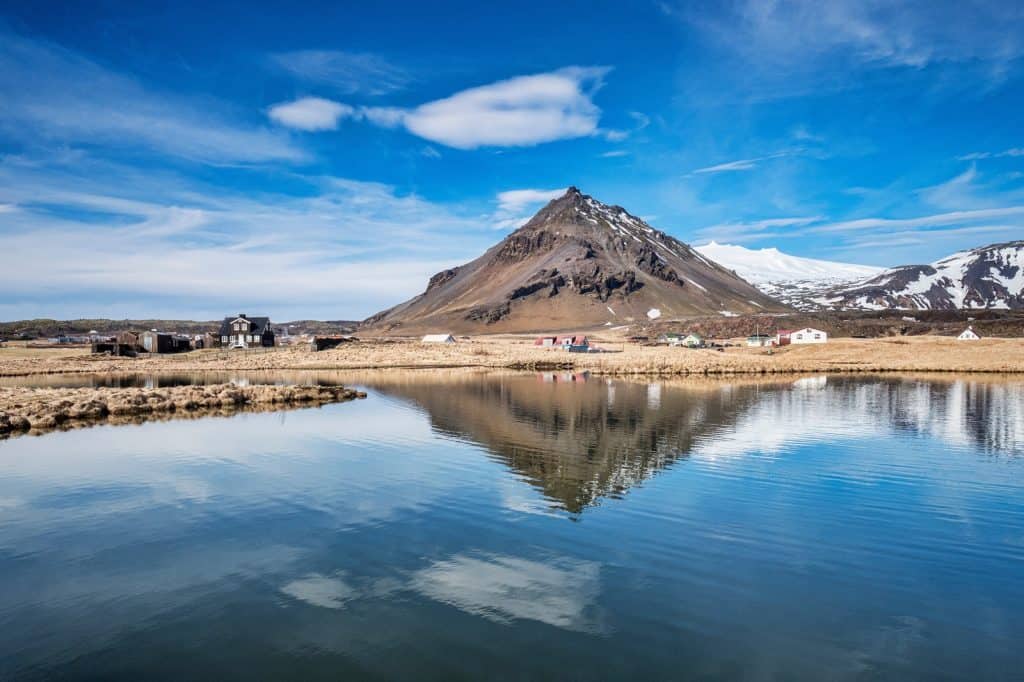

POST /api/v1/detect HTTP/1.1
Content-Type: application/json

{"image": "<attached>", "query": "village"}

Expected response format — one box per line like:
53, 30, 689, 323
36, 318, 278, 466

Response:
1, 310, 1014, 381
0, 309, 993, 358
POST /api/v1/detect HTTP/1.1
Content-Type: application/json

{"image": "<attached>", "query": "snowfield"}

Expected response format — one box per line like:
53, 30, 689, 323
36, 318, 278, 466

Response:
696, 242, 882, 310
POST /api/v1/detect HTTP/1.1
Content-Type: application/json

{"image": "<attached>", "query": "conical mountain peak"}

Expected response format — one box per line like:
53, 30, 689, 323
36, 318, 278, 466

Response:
363, 191, 785, 333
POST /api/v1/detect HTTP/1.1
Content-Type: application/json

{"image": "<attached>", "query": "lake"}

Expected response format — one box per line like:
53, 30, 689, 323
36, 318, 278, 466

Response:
0, 371, 1022, 680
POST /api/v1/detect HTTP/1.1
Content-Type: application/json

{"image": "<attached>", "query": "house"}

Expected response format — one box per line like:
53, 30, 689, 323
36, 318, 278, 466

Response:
957, 326, 981, 341
675, 333, 704, 348
657, 332, 682, 345
139, 330, 190, 354
421, 334, 456, 344
219, 314, 275, 349
746, 334, 773, 347
776, 328, 828, 345
534, 336, 558, 347
557, 335, 589, 350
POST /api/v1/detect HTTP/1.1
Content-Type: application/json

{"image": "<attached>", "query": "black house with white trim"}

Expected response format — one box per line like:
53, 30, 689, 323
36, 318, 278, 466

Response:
219, 314, 275, 348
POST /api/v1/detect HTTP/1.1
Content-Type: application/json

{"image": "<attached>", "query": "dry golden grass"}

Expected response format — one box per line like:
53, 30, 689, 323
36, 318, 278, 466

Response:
1, 335, 1023, 378
0, 343, 91, 360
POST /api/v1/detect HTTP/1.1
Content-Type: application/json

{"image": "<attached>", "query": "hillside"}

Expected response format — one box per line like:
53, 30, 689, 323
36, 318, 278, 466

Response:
363, 188, 786, 334
818, 241, 1024, 310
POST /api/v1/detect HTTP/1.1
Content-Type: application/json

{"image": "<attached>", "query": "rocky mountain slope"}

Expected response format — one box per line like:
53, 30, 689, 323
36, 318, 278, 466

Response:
695, 242, 882, 310
818, 241, 1024, 311
363, 188, 786, 334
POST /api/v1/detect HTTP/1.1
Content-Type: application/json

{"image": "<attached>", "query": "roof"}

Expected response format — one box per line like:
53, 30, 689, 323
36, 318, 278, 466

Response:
421, 334, 455, 342
219, 315, 272, 336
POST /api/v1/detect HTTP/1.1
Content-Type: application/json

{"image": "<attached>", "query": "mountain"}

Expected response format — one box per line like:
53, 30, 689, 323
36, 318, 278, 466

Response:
363, 188, 785, 334
695, 242, 882, 310
818, 241, 1024, 311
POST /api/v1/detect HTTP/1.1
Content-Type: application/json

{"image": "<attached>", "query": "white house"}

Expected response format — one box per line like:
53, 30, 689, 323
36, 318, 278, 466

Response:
957, 326, 981, 341
421, 334, 456, 344
776, 328, 828, 345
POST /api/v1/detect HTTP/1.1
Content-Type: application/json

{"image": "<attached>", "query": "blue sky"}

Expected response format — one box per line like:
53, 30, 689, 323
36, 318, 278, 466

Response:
1, 1, 1023, 320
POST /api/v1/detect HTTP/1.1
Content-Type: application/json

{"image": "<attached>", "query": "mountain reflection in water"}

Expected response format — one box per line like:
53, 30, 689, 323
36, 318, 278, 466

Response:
356, 372, 1023, 514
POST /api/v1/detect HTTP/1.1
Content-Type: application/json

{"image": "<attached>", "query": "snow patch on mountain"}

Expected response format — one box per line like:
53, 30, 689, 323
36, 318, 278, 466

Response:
695, 242, 882, 309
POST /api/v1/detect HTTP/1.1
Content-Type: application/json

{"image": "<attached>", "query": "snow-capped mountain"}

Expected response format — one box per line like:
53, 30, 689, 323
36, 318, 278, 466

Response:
695, 242, 882, 310
819, 241, 1024, 311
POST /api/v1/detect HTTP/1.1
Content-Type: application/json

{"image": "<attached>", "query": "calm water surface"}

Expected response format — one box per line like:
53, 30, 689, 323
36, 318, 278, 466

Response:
0, 372, 1022, 680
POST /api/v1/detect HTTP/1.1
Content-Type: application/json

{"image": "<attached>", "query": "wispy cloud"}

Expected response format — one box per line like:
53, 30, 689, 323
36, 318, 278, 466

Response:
684, 0, 1024, 70
0, 157, 487, 319
695, 216, 822, 243
692, 158, 761, 174
958, 147, 1024, 161
600, 150, 629, 158
690, 150, 794, 175
491, 187, 566, 230
0, 30, 305, 165
268, 67, 610, 149
809, 206, 1024, 234
270, 49, 409, 96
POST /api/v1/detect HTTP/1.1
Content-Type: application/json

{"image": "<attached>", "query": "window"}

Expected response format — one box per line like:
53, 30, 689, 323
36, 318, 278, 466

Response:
221, 335, 228, 343
814, 334, 821, 339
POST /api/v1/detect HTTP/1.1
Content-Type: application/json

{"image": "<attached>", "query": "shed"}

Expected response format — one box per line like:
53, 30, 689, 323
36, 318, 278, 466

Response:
421, 334, 456, 344
746, 334, 773, 347
139, 331, 190, 354
534, 336, 558, 347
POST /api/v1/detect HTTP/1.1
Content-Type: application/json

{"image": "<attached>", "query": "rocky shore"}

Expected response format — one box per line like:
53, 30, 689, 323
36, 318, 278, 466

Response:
0, 383, 366, 438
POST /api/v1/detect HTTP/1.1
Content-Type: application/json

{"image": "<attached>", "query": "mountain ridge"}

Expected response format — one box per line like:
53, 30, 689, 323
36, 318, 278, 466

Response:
818, 240, 1024, 311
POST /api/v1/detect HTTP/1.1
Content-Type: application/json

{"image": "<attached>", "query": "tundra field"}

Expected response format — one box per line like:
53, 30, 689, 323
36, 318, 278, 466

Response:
2, 335, 1023, 377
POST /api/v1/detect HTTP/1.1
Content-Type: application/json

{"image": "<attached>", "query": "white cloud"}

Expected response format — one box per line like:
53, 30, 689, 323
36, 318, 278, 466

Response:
269, 67, 610, 149
0, 31, 304, 164
492, 187, 566, 230
600, 150, 629, 158
401, 67, 608, 148
268, 97, 354, 131
270, 49, 409, 95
